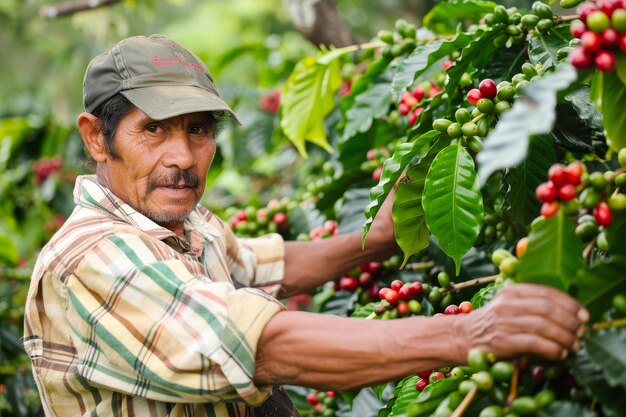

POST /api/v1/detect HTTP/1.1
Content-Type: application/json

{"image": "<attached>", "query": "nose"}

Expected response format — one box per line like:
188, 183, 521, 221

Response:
162, 131, 194, 170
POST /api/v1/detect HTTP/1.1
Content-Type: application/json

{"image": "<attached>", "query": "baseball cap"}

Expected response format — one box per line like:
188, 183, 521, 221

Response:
83, 34, 240, 124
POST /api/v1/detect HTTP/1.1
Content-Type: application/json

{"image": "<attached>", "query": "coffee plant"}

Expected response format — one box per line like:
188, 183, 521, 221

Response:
3, 0, 626, 416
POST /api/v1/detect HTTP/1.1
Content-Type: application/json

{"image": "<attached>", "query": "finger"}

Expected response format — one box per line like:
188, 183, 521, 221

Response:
499, 334, 568, 362
500, 283, 588, 323
504, 295, 583, 334
504, 315, 579, 352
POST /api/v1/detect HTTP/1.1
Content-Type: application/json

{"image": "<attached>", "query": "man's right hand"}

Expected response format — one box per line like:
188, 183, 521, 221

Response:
453, 283, 588, 363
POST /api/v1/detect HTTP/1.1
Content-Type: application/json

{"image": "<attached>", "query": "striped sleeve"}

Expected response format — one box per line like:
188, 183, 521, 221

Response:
65, 230, 284, 406
220, 221, 285, 297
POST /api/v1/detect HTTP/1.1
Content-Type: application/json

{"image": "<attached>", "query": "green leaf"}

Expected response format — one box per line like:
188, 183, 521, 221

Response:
538, 401, 599, 417
392, 140, 448, 269
362, 130, 440, 247
0, 234, 19, 266
342, 55, 394, 112
528, 24, 572, 70
565, 86, 603, 130
470, 279, 509, 308
422, 144, 484, 275
615, 54, 626, 87
552, 105, 595, 153
575, 255, 626, 322
604, 210, 626, 254
480, 45, 527, 82
585, 328, 626, 389
408, 378, 462, 416
423, 0, 497, 33
504, 135, 556, 225
389, 375, 419, 417
600, 70, 626, 152
391, 32, 475, 101
570, 348, 626, 417
342, 81, 392, 141
477, 63, 578, 185
517, 209, 584, 291
337, 187, 372, 234
280, 54, 342, 157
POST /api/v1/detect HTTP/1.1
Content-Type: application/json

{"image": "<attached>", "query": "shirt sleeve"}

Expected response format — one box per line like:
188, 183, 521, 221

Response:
64, 229, 285, 406
219, 218, 286, 298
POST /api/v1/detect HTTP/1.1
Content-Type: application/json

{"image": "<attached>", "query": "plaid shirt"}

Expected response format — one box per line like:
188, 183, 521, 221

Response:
24, 175, 286, 417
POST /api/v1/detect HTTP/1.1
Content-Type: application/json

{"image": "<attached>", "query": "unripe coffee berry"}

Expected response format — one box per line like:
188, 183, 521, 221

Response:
586, 10, 611, 32
499, 257, 519, 277
491, 248, 513, 266
618, 148, 626, 166
437, 271, 451, 287
476, 98, 495, 113
447, 122, 463, 138
455, 108, 472, 124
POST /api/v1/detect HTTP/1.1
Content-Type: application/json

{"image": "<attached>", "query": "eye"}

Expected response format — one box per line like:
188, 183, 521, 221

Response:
188, 124, 208, 135
145, 124, 161, 134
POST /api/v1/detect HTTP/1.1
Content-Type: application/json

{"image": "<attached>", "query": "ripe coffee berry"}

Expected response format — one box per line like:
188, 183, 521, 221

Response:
466, 88, 483, 105
558, 184, 578, 201
384, 289, 400, 304
548, 164, 568, 187
409, 281, 424, 297
536, 182, 558, 202
391, 279, 404, 292
595, 50, 616, 72
479, 79, 497, 99
516, 236, 529, 257
569, 47, 593, 69
444, 304, 460, 315
541, 201, 560, 218
306, 393, 319, 406
397, 301, 409, 315
565, 161, 584, 185
580, 31, 602, 52
594, 201, 613, 226
459, 301, 473, 314
416, 379, 429, 391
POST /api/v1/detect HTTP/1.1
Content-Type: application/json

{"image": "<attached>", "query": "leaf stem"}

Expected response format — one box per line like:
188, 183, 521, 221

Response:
590, 317, 626, 330
451, 385, 478, 417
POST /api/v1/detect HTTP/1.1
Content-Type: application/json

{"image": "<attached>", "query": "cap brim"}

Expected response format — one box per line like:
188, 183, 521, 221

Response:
121, 85, 241, 125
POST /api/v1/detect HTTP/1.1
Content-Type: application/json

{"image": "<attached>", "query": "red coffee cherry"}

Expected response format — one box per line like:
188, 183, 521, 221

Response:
541, 201, 560, 218
594, 50, 616, 72
466, 88, 483, 106
384, 289, 400, 305
416, 379, 429, 391
569, 47, 593, 69
581, 31, 602, 53
459, 301, 473, 314
594, 201, 613, 226
536, 182, 558, 202
444, 304, 460, 315
558, 184, 578, 201
548, 164, 568, 187
479, 79, 497, 99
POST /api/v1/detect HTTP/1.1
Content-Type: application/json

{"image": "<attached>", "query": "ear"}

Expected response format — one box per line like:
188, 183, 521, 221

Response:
78, 112, 108, 163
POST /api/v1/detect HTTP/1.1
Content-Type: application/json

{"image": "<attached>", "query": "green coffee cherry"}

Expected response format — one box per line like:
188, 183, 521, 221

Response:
477, 118, 490, 137
479, 405, 505, 417
589, 171, 608, 189
447, 122, 463, 138
511, 396, 538, 415
580, 188, 603, 209
532, 1, 553, 20
536, 18, 554, 31
495, 101, 511, 114
575, 221, 598, 241
497, 84, 515, 101
455, 108, 472, 124
521, 14, 540, 27
493, 33, 508, 48
596, 231, 610, 252
378, 30, 395, 44
608, 193, 626, 211
468, 137, 483, 153
494, 5, 509, 23
512, 73, 527, 85
615, 173, 626, 187
460, 72, 473, 87
437, 271, 451, 287
506, 24, 522, 36
499, 257, 519, 277
515, 80, 530, 94
490, 361, 515, 382
522, 63, 538, 78
612, 294, 626, 315
557, 46, 575, 61
559, 0, 584, 8
468, 348, 489, 372
534, 389, 555, 408
471, 371, 494, 391
477, 98, 495, 113
462, 121, 479, 137
458, 380, 477, 395
433, 118, 453, 132
618, 148, 626, 167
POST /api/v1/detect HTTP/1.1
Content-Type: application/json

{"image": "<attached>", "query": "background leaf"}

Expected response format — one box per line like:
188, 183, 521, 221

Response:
423, 0, 496, 33
342, 80, 392, 141
584, 328, 626, 389
600, 70, 626, 152
503, 135, 555, 226
575, 255, 626, 321
423, 144, 484, 274
477, 63, 578, 185
280, 55, 342, 156
517, 209, 584, 291
538, 401, 599, 417
528, 25, 571, 70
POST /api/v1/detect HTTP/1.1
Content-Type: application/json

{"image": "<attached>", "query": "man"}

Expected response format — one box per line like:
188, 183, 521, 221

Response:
24, 34, 588, 417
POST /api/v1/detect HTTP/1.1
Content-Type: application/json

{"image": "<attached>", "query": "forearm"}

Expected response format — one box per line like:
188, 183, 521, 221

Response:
278, 232, 397, 298
253, 311, 466, 391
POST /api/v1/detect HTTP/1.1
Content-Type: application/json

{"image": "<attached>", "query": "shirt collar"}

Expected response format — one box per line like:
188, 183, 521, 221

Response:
73, 175, 219, 252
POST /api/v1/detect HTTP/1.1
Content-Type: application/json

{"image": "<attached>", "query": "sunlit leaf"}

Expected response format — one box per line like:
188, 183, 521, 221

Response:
423, 144, 484, 275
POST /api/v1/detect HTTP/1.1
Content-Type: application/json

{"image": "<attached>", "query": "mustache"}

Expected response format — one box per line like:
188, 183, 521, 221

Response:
148, 170, 200, 193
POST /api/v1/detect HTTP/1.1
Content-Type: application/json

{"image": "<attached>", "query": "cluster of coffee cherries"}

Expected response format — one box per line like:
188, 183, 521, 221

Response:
226, 198, 292, 238
33, 156, 63, 185
378, 19, 418, 59
258, 90, 280, 113
491, 247, 524, 279
303, 390, 338, 417
482, 2, 556, 48
375, 279, 426, 317
336, 261, 383, 293
409, 349, 555, 417
535, 161, 585, 219
475, 212, 522, 246
398, 86, 426, 127
361, 146, 390, 182
569, 0, 626, 72
432, 76, 516, 152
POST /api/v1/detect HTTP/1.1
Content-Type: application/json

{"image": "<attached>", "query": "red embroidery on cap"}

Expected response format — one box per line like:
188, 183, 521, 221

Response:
152, 56, 203, 72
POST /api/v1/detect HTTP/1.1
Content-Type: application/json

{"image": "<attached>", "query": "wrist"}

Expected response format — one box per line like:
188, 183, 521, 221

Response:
450, 314, 471, 366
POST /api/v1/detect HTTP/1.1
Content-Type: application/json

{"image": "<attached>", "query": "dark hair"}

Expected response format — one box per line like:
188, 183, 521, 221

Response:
89, 93, 228, 161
